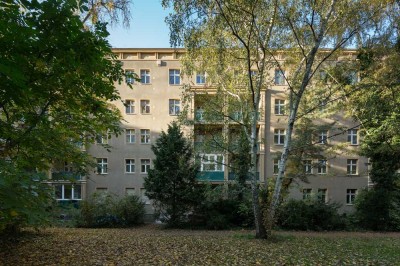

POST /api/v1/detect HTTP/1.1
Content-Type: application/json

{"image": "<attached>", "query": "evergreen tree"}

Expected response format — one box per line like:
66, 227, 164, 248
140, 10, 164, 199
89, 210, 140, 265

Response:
144, 122, 202, 227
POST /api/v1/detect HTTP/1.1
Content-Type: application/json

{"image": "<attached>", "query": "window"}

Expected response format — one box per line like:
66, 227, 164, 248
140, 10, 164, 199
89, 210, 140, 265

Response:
169, 99, 180, 115
141, 188, 150, 204
348, 71, 358, 85
140, 129, 150, 144
274, 99, 285, 115
55, 184, 82, 200
125, 159, 135, 173
274, 69, 285, 85
273, 159, 280, 175
140, 100, 150, 114
348, 129, 358, 145
125, 100, 135, 114
125, 70, 135, 84
318, 130, 328, 144
96, 132, 108, 144
97, 158, 108, 174
200, 154, 224, 171
126, 129, 135, 143
141, 159, 151, 173
303, 160, 312, 174
169, 69, 181, 85
196, 72, 206, 84
317, 159, 327, 174
347, 159, 358, 175
126, 188, 135, 196
318, 189, 327, 203
303, 188, 312, 200
274, 129, 285, 145
346, 189, 357, 205
140, 69, 150, 84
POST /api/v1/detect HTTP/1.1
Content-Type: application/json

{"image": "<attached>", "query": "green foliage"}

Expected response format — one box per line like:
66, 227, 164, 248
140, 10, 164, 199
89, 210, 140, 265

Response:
49, 201, 81, 228
144, 122, 202, 227
77, 193, 144, 228
190, 184, 254, 230
0, 0, 126, 232
277, 199, 346, 231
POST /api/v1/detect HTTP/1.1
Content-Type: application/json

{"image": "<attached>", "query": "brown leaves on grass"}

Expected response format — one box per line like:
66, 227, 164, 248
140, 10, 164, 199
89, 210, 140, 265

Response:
1, 226, 399, 265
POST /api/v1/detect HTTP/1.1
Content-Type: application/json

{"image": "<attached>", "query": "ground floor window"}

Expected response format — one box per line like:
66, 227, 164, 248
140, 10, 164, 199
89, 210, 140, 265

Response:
346, 189, 357, 205
54, 184, 82, 200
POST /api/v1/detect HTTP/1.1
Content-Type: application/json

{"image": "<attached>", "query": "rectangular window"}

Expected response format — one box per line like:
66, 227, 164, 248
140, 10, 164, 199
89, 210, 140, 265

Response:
196, 72, 206, 84
140, 100, 150, 114
126, 129, 135, 143
347, 159, 358, 175
125, 70, 135, 84
348, 129, 358, 145
318, 130, 328, 144
200, 154, 224, 171
126, 188, 135, 196
169, 99, 180, 115
96, 132, 108, 145
141, 159, 151, 173
125, 159, 135, 173
346, 189, 357, 205
274, 69, 285, 85
303, 160, 312, 174
317, 159, 327, 174
140, 129, 150, 144
274, 99, 285, 115
274, 129, 285, 145
303, 188, 312, 200
140, 69, 151, 84
273, 159, 280, 175
141, 188, 150, 204
318, 189, 327, 203
169, 69, 181, 85
54, 184, 82, 200
125, 100, 135, 114
97, 158, 108, 174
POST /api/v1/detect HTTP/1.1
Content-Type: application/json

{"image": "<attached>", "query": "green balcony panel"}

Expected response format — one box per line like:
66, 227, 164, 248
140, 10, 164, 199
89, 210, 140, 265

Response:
197, 171, 224, 181
228, 172, 259, 181
52, 172, 82, 181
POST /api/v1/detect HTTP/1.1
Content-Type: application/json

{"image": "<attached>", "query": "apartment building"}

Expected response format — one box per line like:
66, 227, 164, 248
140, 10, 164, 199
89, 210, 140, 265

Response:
51, 48, 368, 213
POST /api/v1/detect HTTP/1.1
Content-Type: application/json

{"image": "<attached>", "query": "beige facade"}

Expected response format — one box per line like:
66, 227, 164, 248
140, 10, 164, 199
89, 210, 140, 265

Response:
53, 48, 368, 213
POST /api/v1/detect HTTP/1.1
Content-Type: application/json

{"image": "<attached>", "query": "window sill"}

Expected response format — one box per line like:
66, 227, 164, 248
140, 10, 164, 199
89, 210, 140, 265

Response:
125, 113, 136, 115
141, 113, 151, 115
125, 172, 136, 174
140, 143, 151, 145
97, 173, 108, 175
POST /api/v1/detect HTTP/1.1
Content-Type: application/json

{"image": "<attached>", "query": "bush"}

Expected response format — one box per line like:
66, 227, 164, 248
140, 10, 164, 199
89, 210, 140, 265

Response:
76, 193, 144, 228
277, 199, 346, 231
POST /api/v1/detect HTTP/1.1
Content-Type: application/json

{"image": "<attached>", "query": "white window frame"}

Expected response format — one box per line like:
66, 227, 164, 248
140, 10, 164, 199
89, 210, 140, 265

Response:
348, 129, 358, 145
140, 100, 151, 114
347, 159, 358, 175
125, 159, 135, 173
302, 188, 312, 200
274, 129, 285, 145
200, 154, 224, 172
55, 184, 82, 201
273, 159, 280, 175
346, 189, 357, 205
140, 129, 150, 144
317, 159, 327, 174
126, 129, 135, 144
169, 99, 180, 115
125, 69, 135, 84
274, 99, 285, 115
125, 99, 135, 114
169, 69, 181, 85
96, 132, 108, 145
140, 69, 151, 84
196, 72, 206, 84
141, 159, 151, 173
303, 160, 312, 174
318, 130, 328, 144
97, 158, 108, 174
274, 69, 285, 85
318, 188, 327, 203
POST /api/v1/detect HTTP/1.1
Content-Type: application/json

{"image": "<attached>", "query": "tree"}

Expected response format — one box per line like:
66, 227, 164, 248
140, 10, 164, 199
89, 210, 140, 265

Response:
144, 122, 202, 227
163, 0, 392, 238
80, 0, 132, 27
0, 0, 126, 232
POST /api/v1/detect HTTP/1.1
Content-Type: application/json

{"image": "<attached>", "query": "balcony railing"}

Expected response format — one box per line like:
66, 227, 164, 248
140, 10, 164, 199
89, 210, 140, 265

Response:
197, 171, 224, 182
52, 172, 83, 181
228, 172, 259, 181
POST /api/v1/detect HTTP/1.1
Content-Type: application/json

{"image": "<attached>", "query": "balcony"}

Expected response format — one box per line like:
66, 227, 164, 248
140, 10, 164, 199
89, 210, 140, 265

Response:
228, 172, 259, 181
197, 171, 224, 182
51, 172, 83, 181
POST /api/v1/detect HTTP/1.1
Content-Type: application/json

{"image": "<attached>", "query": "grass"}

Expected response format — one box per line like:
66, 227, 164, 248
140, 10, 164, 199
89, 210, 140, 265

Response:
1, 225, 399, 265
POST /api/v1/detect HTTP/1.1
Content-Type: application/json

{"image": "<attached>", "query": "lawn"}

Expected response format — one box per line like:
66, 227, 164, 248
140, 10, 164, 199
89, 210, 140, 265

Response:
1, 225, 399, 265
